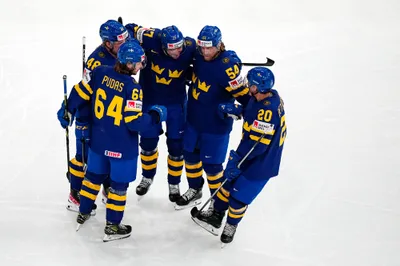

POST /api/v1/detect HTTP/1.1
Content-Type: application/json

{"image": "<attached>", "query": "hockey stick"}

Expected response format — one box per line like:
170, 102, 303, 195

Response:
63, 75, 71, 181
241, 57, 275, 67
81, 36, 87, 169
191, 132, 267, 218
117, 17, 123, 24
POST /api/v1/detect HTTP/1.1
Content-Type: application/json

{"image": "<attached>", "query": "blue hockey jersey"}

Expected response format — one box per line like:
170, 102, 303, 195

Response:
236, 90, 287, 180
76, 45, 117, 121
67, 65, 158, 160
187, 50, 249, 134
125, 23, 195, 106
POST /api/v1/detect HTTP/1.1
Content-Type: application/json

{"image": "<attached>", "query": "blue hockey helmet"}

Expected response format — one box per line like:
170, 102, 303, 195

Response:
197, 25, 222, 48
161, 25, 185, 50
99, 20, 129, 43
117, 40, 146, 66
246, 67, 275, 93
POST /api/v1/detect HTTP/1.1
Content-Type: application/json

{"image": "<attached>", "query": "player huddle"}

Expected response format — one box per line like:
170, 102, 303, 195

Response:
57, 18, 287, 245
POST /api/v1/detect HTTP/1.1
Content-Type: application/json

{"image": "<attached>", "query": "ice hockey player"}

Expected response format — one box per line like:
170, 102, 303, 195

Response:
125, 23, 196, 202
174, 25, 250, 210
57, 40, 167, 242
57, 19, 130, 213
191, 67, 287, 245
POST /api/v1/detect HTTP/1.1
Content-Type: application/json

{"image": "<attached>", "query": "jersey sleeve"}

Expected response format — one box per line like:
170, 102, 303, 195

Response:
125, 23, 161, 51
236, 105, 280, 160
123, 83, 157, 132
67, 68, 94, 114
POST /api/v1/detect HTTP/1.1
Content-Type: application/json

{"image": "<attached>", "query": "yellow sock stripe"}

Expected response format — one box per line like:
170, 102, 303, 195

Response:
168, 169, 183, 176
186, 171, 203, 178
108, 193, 127, 201
229, 205, 248, 213
80, 190, 97, 200
207, 172, 223, 181
220, 187, 230, 198
185, 161, 202, 169
141, 152, 159, 161
82, 180, 101, 191
142, 162, 157, 170
168, 158, 184, 167
69, 167, 84, 178
208, 182, 221, 189
71, 158, 83, 167
228, 211, 245, 219
106, 203, 125, 212
217, 191, 229, 202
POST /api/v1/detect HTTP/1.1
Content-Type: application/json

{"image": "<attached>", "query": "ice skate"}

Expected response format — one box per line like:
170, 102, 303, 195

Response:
191, 208, 225, 236
174, 187, 202, 210
103, 222, 132, 242
168, 184, 180, 203
136, 177, 153, 201
76, 212, 91, 231
220, 223, 238, 247
66, 189, 96, 216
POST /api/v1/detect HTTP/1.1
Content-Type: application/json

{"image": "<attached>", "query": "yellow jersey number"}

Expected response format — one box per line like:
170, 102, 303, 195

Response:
94, 88, 142, 126
86, 58, 101, 71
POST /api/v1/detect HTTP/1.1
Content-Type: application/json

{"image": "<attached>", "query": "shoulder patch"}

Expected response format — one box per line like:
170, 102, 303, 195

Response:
222, 57, 230, 64
98, 52, 105, 58
263, 100, 270, 106
185, 39, 192, 46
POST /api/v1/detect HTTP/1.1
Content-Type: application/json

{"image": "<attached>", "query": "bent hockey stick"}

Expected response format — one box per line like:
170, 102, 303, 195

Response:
63, 75, 71, 181
191, 131, 267, 218
241, 57, 275, 67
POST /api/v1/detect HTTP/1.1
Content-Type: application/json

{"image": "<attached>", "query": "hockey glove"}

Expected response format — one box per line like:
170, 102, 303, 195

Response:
224, 150, 242, 182
57, 102, 74, 129
218, 103, 243, 120
75, 121, 90, 144
148, 105, 167, 124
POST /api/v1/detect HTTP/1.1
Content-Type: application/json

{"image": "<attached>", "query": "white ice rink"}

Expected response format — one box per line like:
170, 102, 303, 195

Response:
0, 0, 399, 265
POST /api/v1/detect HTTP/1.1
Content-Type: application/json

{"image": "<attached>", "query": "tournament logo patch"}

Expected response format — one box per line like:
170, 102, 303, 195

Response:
105, 150, 122, 159
185, 39, 192, 46
263, 101, 271, 106
252, 120, 274, 133
98, 52, 105, 58
126, 100, 142, 111
222, 57, 230, 64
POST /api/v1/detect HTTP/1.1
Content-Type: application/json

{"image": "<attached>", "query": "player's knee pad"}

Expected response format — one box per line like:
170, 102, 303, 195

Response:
140, 137, 159, 152
203, 163, 223, 175
166, 138, 183, 157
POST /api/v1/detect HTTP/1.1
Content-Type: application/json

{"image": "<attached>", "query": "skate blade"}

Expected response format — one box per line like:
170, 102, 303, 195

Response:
76, 223, 82, 231
67, 201, 96, 216
174, 199, 202, 211
103, 233, 131, 242
191, 217, 219, 236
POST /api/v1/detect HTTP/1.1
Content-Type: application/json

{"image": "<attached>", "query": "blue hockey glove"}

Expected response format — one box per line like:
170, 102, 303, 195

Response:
149, 105, 167, 124
75, 121, 90, 143
224, 150, 242, 182
218, 103, 243, 120
57, 102, 74, 129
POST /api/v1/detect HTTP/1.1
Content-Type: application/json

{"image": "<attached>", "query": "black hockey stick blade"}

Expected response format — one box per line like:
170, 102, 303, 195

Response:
117, 17, 123, 24
241, 57, 275, 67
191, 206, 200, 217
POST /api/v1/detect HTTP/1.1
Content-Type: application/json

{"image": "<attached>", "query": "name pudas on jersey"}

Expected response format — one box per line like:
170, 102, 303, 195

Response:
186, 49, 250, 134
236, 90, 287, 180
77, 45, 118, 121
125, 23, 196, 106
67, 65, 156, 160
